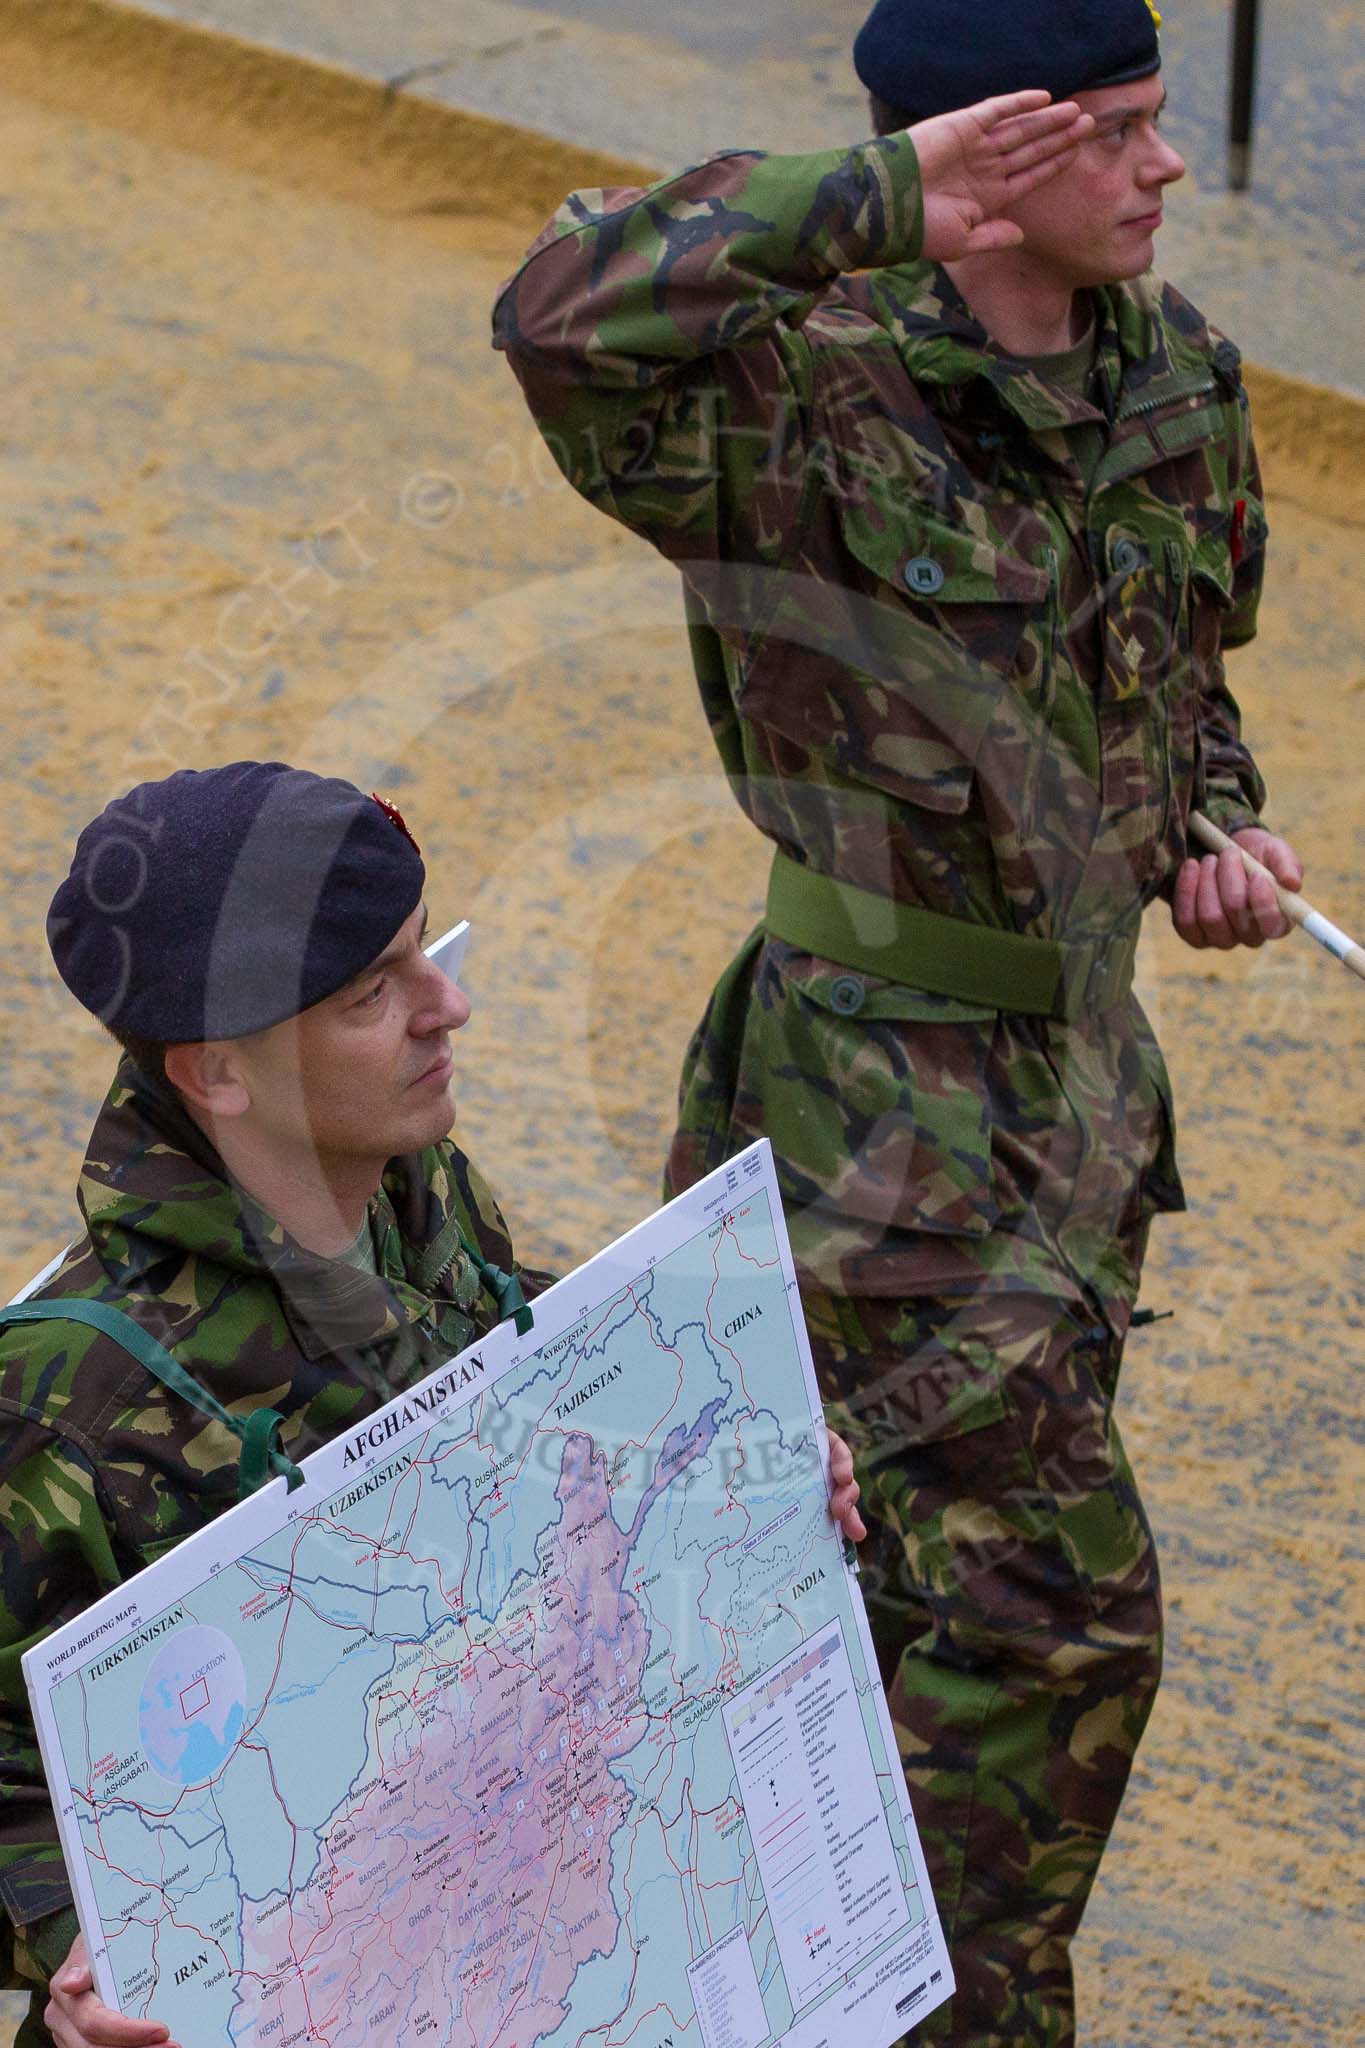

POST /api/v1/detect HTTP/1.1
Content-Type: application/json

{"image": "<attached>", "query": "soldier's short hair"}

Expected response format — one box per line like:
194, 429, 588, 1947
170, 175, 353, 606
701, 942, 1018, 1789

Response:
869, 94, 912, 138
105, 1026, 170, 1086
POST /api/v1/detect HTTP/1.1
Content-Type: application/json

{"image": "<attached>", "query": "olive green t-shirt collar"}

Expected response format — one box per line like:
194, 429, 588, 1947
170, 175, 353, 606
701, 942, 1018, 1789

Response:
334, 1212, 380, 1276
869, 263, 1174, 432
1016, 313, 1100, 405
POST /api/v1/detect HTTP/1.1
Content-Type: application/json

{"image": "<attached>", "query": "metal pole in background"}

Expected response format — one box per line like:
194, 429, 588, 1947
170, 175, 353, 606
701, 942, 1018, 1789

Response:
1228, 0, 1262, 190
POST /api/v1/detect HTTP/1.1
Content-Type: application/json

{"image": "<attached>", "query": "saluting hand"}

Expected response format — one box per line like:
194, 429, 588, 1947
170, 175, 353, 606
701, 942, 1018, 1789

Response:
908, 90, 1094, 262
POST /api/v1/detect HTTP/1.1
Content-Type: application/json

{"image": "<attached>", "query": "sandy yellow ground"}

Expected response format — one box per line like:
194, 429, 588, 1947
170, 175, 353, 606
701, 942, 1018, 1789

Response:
0, 17, 1360, 2046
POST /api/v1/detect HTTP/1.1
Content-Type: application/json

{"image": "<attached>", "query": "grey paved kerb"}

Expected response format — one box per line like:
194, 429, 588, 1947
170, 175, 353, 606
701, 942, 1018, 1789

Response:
136, 0, 1364, 397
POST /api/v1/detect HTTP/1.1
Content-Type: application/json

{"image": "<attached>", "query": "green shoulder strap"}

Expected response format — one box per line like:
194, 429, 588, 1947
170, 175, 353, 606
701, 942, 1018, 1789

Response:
0, 1299, 304, 1501
455, 1232, 535, 1338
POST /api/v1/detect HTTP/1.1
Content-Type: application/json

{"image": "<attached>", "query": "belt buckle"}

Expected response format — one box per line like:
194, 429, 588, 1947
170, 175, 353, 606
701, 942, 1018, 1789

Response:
1083, 931, 1134, 1014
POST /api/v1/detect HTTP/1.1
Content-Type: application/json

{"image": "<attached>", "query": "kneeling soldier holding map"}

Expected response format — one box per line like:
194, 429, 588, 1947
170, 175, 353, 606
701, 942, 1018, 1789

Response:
0, 762, 866, 2048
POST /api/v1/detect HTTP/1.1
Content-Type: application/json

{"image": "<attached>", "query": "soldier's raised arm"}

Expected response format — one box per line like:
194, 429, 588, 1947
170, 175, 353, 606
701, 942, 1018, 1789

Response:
492, 94, 1090, 564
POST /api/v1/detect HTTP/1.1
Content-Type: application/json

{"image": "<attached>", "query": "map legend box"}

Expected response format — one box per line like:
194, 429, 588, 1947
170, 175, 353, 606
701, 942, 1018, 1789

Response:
687, 1924, 769, 2048
25, 1144, 950, 2047
724, 1619, 909, 2012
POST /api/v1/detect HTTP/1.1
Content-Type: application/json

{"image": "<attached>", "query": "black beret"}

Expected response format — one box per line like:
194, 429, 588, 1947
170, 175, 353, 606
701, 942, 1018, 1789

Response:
48, 762, 426, 1042
854, 0, 1161, 122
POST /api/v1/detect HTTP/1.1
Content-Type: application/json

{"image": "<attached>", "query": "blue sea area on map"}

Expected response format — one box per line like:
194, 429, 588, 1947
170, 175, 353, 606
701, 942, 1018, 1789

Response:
44, 1168, 934, 2048
137, 1626, 248, 1786
152, 1698, 244, 1784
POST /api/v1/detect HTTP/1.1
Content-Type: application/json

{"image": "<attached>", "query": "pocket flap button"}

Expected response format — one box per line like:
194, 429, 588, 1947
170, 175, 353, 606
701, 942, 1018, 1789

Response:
904, 556, 945, 597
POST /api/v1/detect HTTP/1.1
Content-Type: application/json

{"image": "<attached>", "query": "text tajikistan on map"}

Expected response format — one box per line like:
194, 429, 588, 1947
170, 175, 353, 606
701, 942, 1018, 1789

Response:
26, 1141, 952, 2047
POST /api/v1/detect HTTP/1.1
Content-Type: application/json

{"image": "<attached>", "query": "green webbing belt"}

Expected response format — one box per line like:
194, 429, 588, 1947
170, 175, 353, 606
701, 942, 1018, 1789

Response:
0, 1300, 304, 1501
765, 851, 1138, 1021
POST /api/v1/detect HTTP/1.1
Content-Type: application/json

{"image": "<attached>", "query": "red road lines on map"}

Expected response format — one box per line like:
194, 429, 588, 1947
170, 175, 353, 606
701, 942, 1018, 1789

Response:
710, 1203, 779, 1394
230, 1426, 709, 2046
80, 1273, 750, 2037
719, 1203, 780, 1275
77, 1802, 236, 2026
600, 1996, 694, 2048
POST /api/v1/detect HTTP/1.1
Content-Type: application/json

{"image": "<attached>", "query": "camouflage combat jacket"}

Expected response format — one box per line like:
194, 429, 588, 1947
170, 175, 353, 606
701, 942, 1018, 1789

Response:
494, 136, 1269, 1305
0, 1061, 538, 1991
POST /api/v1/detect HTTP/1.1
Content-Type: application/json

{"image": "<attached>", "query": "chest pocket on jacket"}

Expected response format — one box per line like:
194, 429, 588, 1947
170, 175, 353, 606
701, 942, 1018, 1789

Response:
1177, 493, 1266, 813
733, 492, 1050, 815
1188, 491, 1265, 650
1184, 527, 1231, 707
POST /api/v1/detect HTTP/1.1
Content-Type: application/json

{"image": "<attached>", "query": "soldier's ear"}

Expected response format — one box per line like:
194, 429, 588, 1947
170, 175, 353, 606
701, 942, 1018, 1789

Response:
163, 1041, 251, 1120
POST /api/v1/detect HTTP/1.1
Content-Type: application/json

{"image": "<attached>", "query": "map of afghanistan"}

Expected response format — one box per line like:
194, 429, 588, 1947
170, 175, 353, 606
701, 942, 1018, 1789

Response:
29, 1144, 950, 2048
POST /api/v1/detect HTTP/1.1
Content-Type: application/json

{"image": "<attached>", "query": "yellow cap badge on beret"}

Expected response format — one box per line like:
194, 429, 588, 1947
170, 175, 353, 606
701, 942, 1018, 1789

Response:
1145, 1, 1162, 27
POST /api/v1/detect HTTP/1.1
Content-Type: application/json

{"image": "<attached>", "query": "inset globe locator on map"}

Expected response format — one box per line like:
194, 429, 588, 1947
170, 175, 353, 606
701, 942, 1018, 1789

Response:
137, 1626, 248, 1786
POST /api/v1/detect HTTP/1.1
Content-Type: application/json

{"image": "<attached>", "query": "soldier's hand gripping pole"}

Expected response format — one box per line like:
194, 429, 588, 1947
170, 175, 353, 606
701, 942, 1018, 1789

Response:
1190, 811, 1365, 983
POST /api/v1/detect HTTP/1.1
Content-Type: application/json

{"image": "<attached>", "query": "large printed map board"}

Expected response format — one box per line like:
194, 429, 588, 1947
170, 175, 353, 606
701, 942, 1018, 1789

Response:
25, 1141, 952, 2046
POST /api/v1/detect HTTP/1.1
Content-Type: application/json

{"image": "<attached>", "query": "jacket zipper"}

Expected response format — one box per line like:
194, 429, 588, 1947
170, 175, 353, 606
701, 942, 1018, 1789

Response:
1117, 379, 1217, 424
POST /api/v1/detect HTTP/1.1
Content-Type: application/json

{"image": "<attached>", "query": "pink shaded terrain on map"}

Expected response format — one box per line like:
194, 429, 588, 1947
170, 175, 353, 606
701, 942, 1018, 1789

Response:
233, 1407, 718, 2047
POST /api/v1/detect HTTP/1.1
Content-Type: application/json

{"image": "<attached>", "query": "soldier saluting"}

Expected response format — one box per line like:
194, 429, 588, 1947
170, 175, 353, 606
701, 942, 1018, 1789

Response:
495, 3, 1304, 2041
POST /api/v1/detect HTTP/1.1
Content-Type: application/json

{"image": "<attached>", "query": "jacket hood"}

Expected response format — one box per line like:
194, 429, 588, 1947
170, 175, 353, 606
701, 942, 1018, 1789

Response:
74, 1061, 442, 1360
78, 1065, 276, 1284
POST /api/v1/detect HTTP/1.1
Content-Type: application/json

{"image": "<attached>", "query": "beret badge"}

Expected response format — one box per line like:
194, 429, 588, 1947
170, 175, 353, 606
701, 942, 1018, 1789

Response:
371, 792, 421, 858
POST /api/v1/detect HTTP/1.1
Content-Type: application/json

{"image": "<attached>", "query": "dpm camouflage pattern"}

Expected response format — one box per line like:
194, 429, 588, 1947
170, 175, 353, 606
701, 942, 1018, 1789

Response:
496, 134, 1270, 2045
494, 134, 1268, 1304
0, 1061, 539, 2027
804, 1276, 1161, 2047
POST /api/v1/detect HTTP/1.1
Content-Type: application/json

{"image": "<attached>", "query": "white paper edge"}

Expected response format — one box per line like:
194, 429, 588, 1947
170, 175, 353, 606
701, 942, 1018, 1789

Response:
23, 1137, 952, 2037
423, 917, 470, 982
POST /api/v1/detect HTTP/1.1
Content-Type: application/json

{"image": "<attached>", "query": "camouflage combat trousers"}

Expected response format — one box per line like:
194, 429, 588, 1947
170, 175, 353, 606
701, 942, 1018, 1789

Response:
804, 1284, 1163, 2048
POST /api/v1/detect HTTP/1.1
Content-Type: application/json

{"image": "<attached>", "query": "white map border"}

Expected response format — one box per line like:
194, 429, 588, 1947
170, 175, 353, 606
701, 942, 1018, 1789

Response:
24, 1140, 953, 2043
